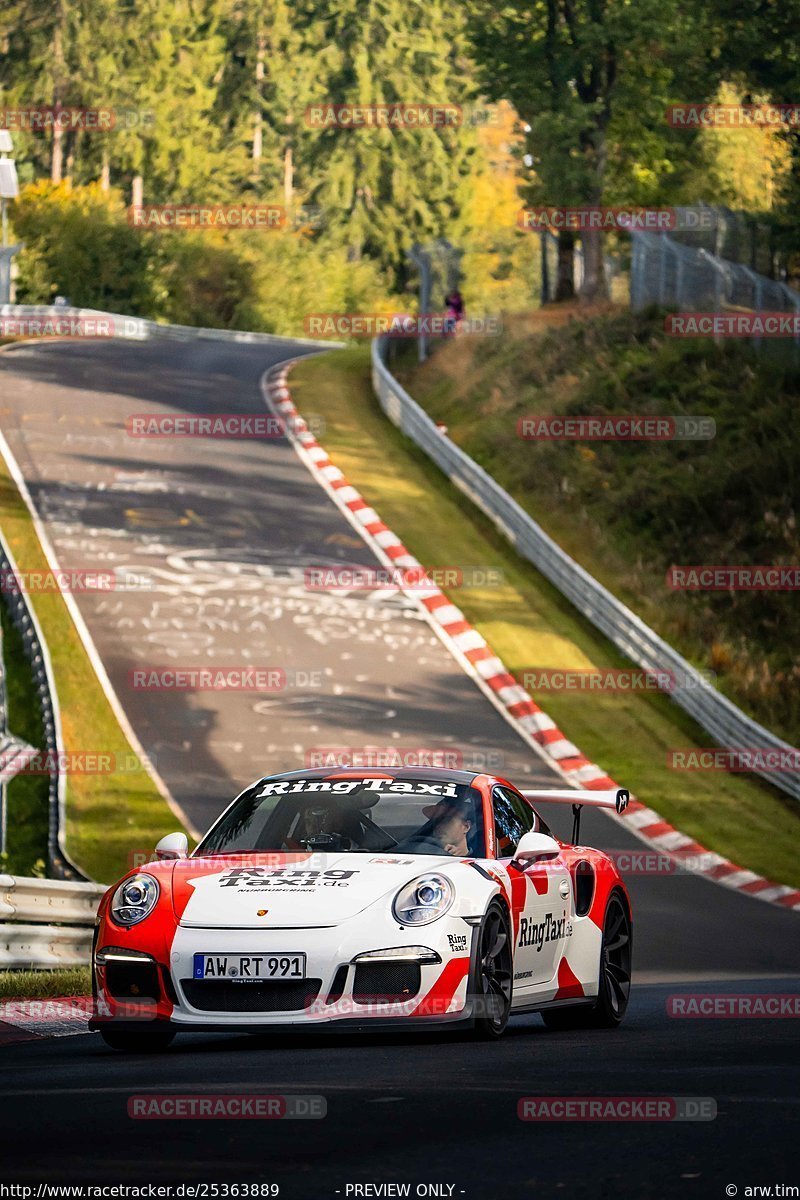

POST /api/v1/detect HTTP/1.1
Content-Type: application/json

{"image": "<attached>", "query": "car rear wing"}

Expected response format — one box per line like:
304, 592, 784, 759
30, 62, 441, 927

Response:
521, 788, 630, 844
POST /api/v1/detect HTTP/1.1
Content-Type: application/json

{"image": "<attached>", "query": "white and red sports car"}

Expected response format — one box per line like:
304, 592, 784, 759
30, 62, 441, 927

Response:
90, 767, 632, 1050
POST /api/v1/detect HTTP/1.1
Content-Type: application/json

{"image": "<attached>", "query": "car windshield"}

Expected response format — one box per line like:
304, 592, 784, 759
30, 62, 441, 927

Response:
195, 776, 486, 858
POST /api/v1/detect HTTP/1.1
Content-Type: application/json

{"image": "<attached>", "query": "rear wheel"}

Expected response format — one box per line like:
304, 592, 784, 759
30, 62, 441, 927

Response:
541, 891, 632, 1030
471, 902, 513, 1038
98, 1028, 175, 1053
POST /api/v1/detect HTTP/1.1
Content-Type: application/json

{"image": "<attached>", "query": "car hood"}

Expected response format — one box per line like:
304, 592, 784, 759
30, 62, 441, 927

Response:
171, 851, 457, 928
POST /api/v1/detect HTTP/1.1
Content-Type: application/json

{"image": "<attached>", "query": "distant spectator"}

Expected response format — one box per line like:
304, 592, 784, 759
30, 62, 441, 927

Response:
444, 288, 464, 335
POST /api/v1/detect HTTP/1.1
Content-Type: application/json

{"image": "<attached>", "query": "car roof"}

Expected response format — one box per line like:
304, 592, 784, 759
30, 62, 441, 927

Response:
257, 765, 482, 786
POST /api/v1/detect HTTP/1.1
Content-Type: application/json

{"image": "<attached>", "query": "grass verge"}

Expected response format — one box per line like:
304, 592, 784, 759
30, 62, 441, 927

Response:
0, 599, 49, 875
291, 345, 800, 888
0, 967, 91, 999
0, 446, 184, 884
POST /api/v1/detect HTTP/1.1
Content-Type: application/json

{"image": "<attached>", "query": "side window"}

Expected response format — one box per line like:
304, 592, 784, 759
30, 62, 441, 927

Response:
491, 786, 535, 857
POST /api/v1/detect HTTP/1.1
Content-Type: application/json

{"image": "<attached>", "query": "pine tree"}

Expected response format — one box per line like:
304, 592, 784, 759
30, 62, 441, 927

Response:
302, 0, 480, 289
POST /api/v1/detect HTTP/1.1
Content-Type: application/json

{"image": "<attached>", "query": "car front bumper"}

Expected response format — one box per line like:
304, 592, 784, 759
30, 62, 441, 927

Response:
91, 908, 478, 1030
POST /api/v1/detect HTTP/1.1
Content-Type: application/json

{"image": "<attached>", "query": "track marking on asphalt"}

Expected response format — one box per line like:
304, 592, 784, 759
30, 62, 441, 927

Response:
259, 369, 568, 786
0, 417, 196, 837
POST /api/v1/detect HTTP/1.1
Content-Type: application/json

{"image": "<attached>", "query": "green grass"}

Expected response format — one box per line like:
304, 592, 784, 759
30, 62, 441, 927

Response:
0, 599, 49, 876
0, 448, 185, 884
291, 345, 800, 889
0, 967, 91, 999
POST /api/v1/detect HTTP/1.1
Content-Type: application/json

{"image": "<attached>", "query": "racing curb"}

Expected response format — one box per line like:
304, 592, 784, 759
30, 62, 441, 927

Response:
262, 363, 800, 914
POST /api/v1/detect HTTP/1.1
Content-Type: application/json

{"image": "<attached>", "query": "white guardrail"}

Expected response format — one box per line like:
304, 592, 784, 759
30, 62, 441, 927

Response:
371, 336, 800, 803
0, 303, 343, 350
0, 875, 105, 968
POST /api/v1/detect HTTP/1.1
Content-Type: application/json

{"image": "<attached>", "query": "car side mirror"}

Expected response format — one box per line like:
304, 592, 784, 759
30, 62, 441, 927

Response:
509, 831, 561, 871
155, 831, 189, 860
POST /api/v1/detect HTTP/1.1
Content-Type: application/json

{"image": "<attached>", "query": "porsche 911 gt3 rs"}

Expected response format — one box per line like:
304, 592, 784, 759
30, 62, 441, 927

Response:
90, 767, 632, 1050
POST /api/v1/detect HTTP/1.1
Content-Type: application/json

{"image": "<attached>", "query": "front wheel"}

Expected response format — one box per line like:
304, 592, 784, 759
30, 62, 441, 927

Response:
98, 1027, 175, 1053
542, 891, 632, 1030
471, 901, 513, 1039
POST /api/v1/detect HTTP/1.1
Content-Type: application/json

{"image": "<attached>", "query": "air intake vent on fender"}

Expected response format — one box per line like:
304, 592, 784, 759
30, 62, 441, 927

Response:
574, 860, 595, 916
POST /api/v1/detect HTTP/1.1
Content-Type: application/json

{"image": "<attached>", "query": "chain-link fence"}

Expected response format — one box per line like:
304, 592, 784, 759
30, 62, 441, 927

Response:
665, 204, 793, 280
535, 204, 797, 321
630, 230, 800, 357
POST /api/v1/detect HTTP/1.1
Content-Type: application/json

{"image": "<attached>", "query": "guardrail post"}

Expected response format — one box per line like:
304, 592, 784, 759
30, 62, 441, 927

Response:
658, 236, 668, 305
408, 244, 431, 363
739, 265, 764, 352
0, 245, 22, 306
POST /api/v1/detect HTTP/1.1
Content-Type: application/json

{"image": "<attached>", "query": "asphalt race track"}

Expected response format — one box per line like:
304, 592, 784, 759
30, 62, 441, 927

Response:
0, 336, 559, 832
0, 337, 798, 1195
1, 980, 798, 1196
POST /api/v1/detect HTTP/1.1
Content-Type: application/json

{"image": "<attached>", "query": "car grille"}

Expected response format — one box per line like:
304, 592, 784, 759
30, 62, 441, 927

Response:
351, 962, 421, 1004
181, 979, 322, 1013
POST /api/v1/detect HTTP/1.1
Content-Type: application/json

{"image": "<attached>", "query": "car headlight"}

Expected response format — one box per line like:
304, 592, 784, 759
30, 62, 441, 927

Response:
392, 874, 454, 926
110, 873, 159, 926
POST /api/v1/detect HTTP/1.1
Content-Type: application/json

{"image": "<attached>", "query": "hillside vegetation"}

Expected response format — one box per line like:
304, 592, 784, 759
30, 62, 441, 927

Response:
396, 309, 799, 744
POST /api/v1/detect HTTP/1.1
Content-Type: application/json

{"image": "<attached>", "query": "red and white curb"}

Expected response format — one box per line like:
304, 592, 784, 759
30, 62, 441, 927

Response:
262, 363, 800, 914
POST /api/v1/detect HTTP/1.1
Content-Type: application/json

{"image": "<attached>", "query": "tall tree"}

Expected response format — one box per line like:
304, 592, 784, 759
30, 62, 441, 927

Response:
467, 0, 721, 301
711, 0, 800, 265
303, 0, 480, 289
116, 0, 235, 203
0, 0, 82, 182
216, 0, 334, 216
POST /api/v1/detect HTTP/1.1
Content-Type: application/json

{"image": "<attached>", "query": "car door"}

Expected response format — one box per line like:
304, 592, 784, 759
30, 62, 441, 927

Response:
491, 785, 573, 989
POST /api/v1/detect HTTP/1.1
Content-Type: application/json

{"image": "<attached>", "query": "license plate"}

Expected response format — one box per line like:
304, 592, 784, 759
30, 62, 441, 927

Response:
193, 953, 306, 982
